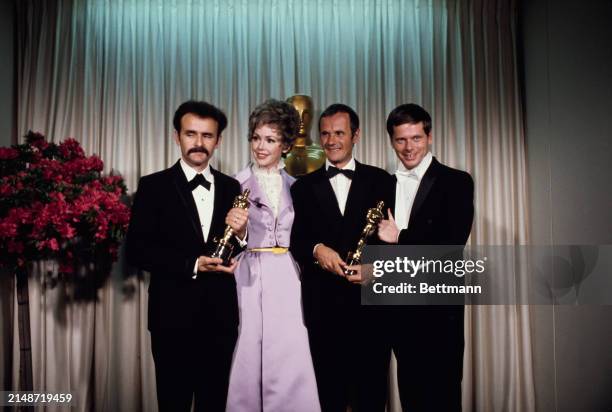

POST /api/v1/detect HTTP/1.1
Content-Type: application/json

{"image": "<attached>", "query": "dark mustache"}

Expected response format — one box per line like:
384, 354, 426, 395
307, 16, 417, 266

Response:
188, 147, 210, 155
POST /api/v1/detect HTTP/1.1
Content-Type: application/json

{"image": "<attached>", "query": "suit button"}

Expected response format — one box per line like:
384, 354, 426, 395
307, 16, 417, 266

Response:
427, 219, 433, 224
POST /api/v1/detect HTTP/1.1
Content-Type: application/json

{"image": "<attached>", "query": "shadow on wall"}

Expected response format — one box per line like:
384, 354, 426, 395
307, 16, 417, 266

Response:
534, 245, 602, 305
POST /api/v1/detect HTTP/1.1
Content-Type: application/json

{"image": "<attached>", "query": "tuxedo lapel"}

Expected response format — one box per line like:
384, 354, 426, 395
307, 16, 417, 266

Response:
208, 167, 227, 244
171, 162, 205, 245
391, 174, 398, 213
342, 161, 368, 230
312, 167, 343, 224
408, 157, 440, 225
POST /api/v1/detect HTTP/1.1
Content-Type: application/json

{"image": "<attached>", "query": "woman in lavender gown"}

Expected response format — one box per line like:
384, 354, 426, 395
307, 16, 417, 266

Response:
226, 99, 320, 412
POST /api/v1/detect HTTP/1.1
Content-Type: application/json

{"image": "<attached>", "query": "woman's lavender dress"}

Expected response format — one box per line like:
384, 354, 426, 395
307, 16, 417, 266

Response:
226, 166, 320, 412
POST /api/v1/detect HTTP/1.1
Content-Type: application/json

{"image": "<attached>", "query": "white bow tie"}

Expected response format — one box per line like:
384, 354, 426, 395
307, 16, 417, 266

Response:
396, 170, 419, 181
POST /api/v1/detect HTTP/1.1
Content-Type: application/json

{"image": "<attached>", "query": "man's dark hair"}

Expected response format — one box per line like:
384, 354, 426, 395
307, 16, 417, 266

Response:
386, 103, 432, 138
173, 100, 228, 135
318, 103, 360, 136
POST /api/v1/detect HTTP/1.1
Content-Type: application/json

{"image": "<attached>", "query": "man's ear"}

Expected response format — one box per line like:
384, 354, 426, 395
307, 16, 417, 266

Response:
352, 128, 361, 145
215, 134, 222, 148
173, 130, 180, 145
427, 132, 433, 146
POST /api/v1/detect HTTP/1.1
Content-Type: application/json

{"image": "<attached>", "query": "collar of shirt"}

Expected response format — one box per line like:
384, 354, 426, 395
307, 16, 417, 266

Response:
180, 159, 215, 185
396, 152, 432, 181
325, 157, 356, 172
252, 158, 284, 176
324, 157, 354, 216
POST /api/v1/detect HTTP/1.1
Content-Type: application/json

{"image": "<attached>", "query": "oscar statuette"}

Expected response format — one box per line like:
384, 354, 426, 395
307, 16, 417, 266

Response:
210, 189, 250, 266
284, 95, 326, 176
344, 201, 385, 276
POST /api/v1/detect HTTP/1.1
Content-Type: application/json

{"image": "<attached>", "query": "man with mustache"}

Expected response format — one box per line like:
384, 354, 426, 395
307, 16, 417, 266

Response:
290, 104, 395, 411
127, 100, 247, 411
377, 103, 474, 411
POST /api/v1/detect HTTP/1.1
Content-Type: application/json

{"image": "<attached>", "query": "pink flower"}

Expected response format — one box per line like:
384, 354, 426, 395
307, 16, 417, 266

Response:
56, 222, 76, 239
0, 183, 13, 196
38, 238, 59, 251
87, 156, 104, 172
58, 138, 85, 160
0, 147, 19, 160
5, 207, 33, 226
0, 220, 18, 238
58, 261, 74, 274
26, 131, 47, 150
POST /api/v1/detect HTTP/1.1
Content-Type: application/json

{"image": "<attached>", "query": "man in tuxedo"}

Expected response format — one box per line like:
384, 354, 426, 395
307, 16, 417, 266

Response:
126, 100, 248, 412
377, 103, 474, 411
290, 104, 395, 412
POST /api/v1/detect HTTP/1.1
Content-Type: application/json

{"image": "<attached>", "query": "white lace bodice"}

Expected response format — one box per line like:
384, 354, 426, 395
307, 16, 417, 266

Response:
251, 160, 284, 217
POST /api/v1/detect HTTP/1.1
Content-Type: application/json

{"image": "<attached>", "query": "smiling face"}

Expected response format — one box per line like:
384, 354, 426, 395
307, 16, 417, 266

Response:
319, 112, 360, 168
391, 122, 432, 170
173, 113, 221, 171
250, 124, 287, 170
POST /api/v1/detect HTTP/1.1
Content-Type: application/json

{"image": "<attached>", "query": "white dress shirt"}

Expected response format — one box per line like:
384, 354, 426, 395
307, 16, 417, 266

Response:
313, 158, 356, 257
394, 152, 432, 230
326, 157, 356, 216
180, 159, 215, 241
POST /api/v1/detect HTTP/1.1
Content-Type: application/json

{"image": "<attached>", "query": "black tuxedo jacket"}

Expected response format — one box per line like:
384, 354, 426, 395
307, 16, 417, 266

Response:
391, 157, 474, 246
126, 161, 242, 334
290, 161, 395, 327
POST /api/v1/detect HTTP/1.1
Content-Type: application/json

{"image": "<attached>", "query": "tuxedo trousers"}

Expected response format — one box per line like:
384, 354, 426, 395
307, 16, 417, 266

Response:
307, 307, 391, 412
390, 306, 465, 412
150, 328, 237, 412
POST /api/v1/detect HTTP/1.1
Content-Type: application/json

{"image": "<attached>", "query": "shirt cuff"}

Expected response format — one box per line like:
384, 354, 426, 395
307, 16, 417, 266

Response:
192, 258, 199, 279
313, 243, 323, 256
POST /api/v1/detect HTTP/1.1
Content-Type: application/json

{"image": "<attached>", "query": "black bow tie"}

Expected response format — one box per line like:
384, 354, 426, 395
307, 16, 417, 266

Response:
327, 166, 354, 179
188, 174, 211, 191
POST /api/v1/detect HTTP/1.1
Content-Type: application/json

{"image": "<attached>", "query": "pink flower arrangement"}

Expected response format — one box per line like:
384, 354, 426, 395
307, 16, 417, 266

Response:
0, 131, 130, 274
